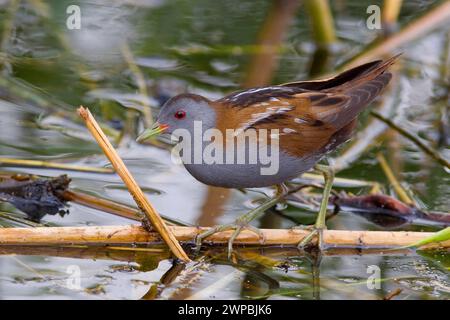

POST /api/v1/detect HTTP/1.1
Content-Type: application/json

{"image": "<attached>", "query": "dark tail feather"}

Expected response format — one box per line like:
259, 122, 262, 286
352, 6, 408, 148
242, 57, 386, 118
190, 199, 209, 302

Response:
333, 53, 400, 91
338, 55, 400, 124
282, 53, 401, 92
330, 72, 393, 128
318, 55, 399, 129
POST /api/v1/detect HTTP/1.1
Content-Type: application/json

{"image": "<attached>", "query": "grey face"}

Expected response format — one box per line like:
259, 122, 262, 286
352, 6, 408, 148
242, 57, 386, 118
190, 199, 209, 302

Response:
157, 93, 217, 135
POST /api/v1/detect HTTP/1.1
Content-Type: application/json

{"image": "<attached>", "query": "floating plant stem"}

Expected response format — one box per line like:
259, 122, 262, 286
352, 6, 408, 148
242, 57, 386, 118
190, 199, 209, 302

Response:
0, 212, 46, 228
0, 157, 113, 173
0, 225, 449, 249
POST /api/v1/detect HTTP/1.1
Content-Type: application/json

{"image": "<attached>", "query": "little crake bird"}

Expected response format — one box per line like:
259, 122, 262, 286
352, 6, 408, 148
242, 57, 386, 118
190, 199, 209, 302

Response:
137, 56, 398, 256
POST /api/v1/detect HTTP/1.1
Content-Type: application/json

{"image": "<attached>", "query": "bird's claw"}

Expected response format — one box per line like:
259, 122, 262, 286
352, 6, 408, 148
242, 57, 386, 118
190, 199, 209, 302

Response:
297, 226, 326, 251
195, 220, 265, 259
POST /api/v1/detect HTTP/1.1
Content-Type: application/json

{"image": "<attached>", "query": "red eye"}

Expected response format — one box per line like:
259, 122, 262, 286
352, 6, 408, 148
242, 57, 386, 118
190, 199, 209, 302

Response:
174, 110, 186, 119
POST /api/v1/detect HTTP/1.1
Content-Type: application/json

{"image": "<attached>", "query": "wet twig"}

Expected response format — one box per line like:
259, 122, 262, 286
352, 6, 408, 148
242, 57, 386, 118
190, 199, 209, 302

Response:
63, 189, 190, 226
372, 111, 450, 169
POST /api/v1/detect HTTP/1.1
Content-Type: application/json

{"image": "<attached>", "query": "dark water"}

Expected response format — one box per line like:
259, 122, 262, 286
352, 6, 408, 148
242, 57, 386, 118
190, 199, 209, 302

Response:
0, 0, 448, 299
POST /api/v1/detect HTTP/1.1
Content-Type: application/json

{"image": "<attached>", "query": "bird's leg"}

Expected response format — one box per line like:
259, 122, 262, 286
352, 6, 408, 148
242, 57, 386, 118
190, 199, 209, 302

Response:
297, 164, 334, 250
195, 183, 289, 259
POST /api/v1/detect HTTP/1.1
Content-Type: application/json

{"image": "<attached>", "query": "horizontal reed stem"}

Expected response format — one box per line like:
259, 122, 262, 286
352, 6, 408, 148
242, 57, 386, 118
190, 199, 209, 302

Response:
0, 225, 447, 249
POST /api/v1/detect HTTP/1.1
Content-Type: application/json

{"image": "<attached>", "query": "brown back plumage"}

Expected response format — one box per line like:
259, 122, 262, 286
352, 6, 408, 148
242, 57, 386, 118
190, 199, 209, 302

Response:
214, 55, 398, 157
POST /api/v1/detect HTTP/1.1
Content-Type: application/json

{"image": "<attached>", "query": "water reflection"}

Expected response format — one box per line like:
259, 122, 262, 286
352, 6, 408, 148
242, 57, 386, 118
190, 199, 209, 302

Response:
1, 245, 448, 299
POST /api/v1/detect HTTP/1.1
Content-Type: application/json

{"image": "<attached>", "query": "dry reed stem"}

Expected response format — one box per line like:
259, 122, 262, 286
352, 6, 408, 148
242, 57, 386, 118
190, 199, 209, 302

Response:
77, 106, 190, 262
63, 190, 142, 221
0, 225, 449, 249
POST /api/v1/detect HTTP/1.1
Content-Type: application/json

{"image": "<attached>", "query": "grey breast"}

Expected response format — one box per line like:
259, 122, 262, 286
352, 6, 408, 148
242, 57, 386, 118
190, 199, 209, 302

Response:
183, 147, 321, 188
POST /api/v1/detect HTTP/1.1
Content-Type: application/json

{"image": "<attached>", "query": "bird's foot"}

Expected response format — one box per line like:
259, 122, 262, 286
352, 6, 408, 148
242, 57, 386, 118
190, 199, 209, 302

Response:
195, 217, 265, 259
296, 225, 326, 251
295, 164, 334, 252
195, 184, 288, 259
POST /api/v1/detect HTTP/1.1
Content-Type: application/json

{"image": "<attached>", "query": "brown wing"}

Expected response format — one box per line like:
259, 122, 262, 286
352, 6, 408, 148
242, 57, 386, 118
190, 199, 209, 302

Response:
215, 56, 397, 157
218, 86, 307, 108
225, 94, 347, 157
215, 93, 349, 157
280, 55, 398, 129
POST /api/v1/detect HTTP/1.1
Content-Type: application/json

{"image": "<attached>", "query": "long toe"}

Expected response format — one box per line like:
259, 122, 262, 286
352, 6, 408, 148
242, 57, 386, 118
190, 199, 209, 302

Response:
196, 222, 264, 259
297, 227, 325, 250
194, 225, 226, 253
227, 226, 243, 259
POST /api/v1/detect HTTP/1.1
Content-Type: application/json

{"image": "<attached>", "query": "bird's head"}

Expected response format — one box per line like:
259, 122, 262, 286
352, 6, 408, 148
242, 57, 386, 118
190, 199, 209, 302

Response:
136, 93, 216, 142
